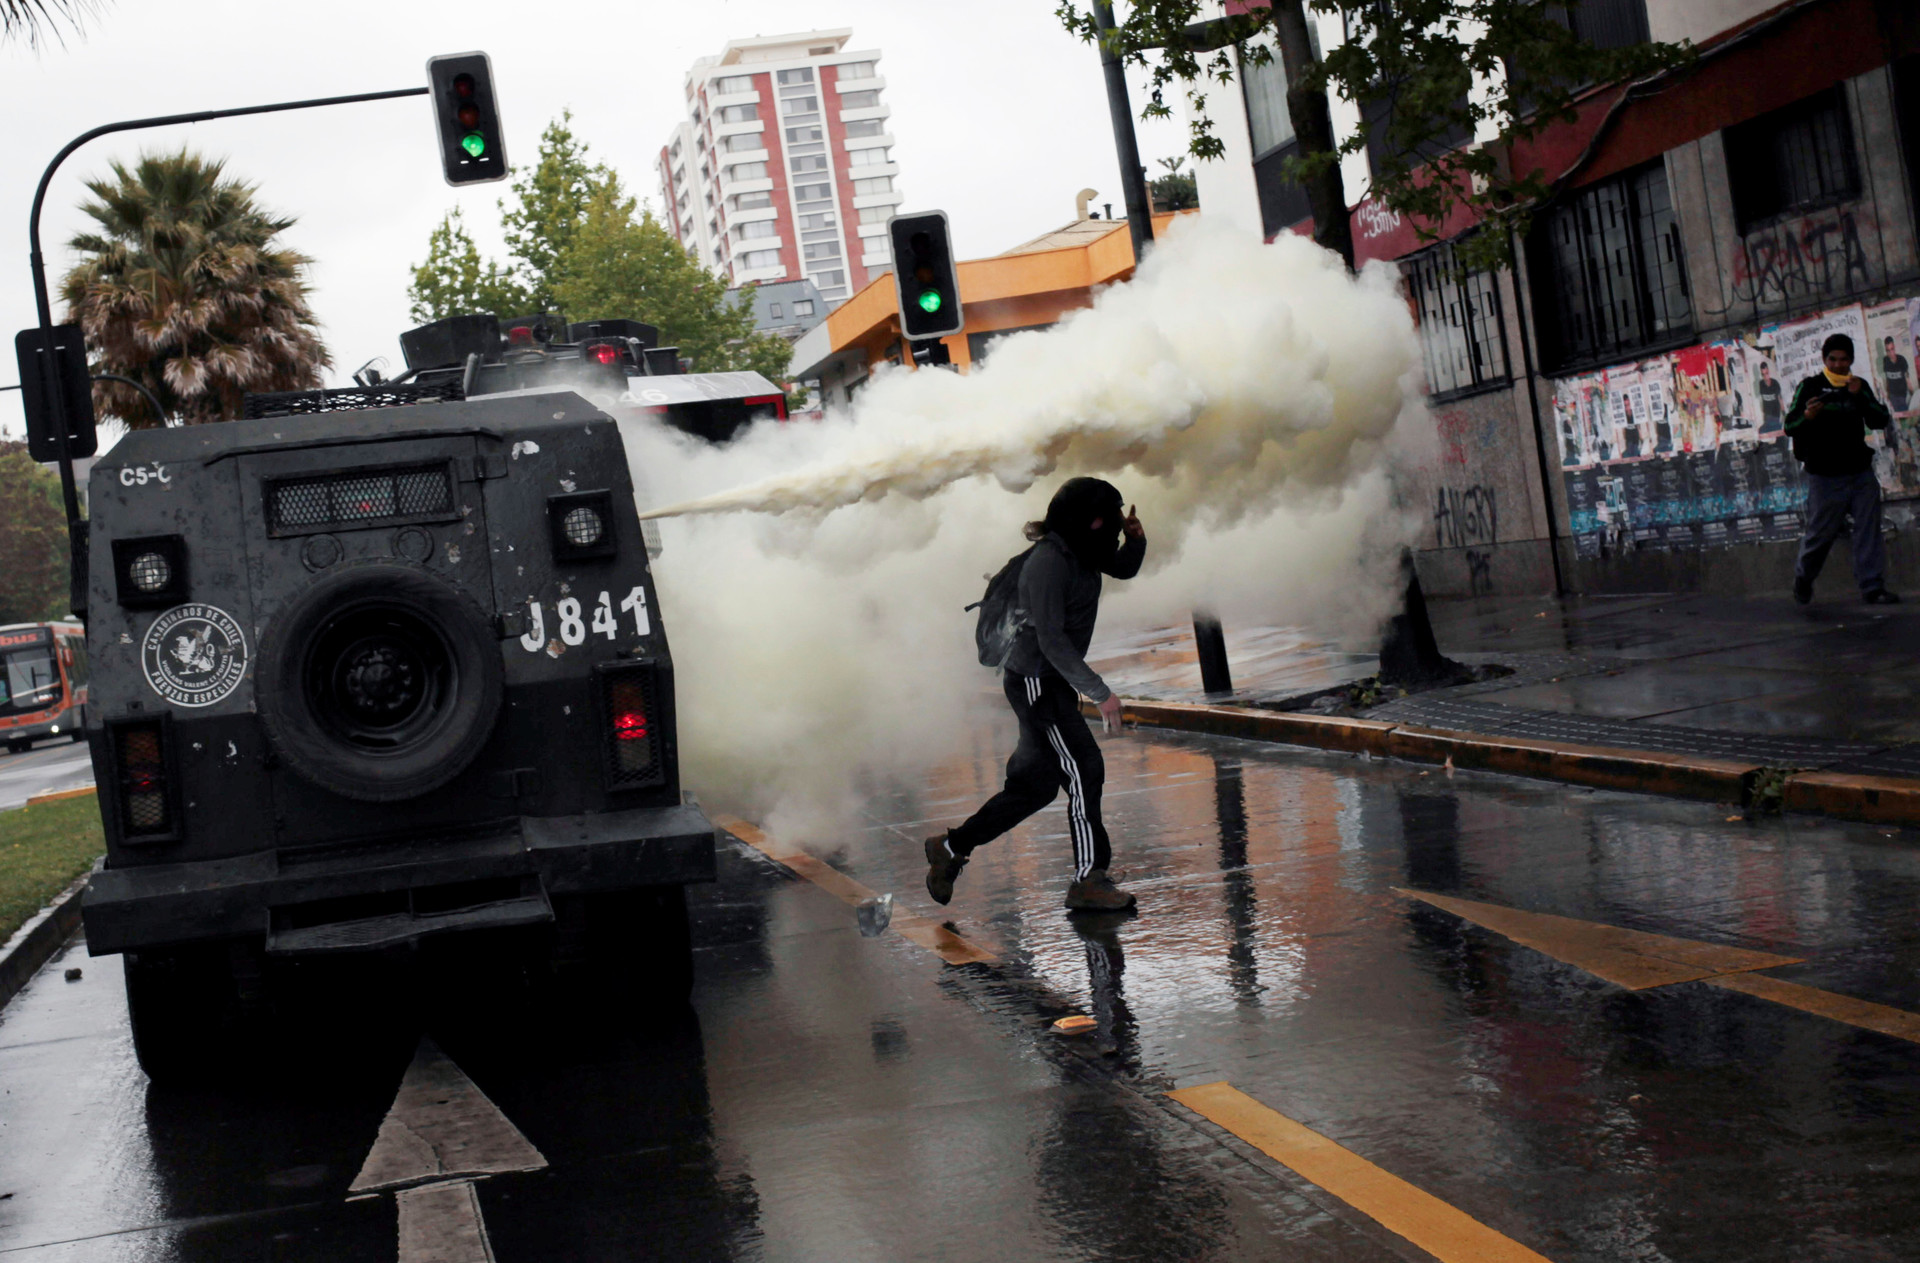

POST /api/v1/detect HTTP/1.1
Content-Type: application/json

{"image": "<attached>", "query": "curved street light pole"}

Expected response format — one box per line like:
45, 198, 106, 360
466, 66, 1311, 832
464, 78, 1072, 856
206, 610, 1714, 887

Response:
25, 85, 429, 618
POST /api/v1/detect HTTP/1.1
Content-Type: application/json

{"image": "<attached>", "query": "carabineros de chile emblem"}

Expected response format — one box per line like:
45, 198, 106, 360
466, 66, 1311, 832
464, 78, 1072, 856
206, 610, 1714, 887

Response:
141, 604, 249, 708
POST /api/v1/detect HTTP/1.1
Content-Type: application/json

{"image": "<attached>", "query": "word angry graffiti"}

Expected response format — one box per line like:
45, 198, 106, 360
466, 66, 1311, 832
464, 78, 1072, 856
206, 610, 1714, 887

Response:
1434, 484, 1498, 549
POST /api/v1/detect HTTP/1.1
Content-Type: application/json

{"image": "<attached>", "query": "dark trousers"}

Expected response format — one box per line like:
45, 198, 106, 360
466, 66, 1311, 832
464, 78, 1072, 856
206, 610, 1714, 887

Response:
950, 672, 1109, 879
1797, 468, 1887, 593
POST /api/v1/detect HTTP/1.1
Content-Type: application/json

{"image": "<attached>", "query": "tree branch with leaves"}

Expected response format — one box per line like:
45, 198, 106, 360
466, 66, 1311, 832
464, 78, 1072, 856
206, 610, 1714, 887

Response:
407, 114, 792, 389
1057, 0, 1691, 272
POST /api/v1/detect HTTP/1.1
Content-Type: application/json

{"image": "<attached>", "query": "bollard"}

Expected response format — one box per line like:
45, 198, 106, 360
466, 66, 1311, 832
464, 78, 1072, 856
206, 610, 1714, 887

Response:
1193, 612, 1233, 696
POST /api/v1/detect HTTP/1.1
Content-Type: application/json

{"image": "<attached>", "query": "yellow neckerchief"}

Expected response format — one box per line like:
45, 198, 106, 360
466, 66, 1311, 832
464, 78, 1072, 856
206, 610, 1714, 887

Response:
1823, 368, 1852, 388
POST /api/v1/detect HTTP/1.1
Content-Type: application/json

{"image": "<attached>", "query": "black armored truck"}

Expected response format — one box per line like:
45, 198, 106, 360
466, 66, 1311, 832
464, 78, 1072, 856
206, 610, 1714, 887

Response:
77, 316, 766, 1082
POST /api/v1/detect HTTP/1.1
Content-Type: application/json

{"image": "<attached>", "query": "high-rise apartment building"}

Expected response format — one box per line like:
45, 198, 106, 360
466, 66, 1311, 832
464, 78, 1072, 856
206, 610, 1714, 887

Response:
656, 29, 905, 307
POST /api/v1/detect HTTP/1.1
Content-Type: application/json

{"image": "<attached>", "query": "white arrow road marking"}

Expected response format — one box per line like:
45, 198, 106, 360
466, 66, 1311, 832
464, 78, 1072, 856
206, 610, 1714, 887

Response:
353, 1038, 548, 1262
397, 1180, 497, 1263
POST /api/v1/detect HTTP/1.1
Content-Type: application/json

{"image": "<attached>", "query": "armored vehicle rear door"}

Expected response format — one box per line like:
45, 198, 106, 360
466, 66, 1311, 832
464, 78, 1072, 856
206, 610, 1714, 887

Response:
236, 435, 503, 844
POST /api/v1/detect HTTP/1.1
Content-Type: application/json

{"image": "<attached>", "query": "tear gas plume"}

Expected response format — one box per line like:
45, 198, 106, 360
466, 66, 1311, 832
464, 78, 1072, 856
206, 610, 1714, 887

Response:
620, 219, 1432, 832
639, 217, 1414, 526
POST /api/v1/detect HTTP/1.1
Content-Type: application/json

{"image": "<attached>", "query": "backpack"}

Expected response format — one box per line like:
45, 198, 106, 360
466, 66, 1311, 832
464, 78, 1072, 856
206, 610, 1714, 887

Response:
966, 544, 1036, 670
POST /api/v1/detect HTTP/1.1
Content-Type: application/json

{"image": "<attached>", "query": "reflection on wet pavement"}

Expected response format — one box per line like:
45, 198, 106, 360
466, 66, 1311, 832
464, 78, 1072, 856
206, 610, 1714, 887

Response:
3, 719, 1920, 1260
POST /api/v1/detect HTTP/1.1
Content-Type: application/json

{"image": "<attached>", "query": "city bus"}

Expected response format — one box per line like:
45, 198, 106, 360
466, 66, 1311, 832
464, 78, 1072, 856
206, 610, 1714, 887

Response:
0, 621, 88, 755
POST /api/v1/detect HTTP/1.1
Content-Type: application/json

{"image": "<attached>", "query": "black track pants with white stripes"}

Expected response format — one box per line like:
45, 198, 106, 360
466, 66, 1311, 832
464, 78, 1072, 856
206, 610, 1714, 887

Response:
949, 672, 1110, 878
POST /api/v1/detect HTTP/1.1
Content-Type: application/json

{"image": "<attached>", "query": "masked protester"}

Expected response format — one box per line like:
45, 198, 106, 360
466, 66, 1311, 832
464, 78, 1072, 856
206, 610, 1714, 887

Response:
926, 477, 1146, 912
1785, 333, 1900, 605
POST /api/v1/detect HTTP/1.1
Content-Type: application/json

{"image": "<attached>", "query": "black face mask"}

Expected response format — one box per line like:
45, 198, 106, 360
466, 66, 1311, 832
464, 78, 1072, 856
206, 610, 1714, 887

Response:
1062, 520, 1121, 569
1043, 476, 1124, 569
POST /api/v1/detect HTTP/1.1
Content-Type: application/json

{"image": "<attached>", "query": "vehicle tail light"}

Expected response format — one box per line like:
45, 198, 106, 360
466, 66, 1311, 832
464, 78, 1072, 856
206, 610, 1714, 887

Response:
112, 718, 175, 838
742, 392, 788, 421
598, 664, 667, 790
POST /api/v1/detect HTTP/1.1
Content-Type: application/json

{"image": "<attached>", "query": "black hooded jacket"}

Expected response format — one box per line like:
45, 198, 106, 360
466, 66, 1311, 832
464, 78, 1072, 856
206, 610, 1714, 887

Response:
1003, 530, 1145, 702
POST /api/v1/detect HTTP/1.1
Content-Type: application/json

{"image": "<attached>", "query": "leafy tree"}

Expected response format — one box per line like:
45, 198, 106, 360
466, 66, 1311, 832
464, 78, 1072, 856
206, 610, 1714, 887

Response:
1058, 0, 1690, 271
60, 149, 330, 427
500, 113, 607, 317
408, 113, 603, 324
551, 184, 791, 385
0, 443, 70, 623
408, 116, 790, 385
1150, 155, 1199, 211
406, 208, 532, 324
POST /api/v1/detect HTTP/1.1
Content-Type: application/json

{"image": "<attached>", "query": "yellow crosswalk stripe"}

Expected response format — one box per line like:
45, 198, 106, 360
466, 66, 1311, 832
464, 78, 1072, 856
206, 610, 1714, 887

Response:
716, 814, 996, 966
1168, 1082, 1556, 1263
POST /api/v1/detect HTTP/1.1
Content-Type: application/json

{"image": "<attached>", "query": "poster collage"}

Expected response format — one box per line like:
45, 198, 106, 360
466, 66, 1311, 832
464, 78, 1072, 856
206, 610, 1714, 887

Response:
1554, 297, 1920, 558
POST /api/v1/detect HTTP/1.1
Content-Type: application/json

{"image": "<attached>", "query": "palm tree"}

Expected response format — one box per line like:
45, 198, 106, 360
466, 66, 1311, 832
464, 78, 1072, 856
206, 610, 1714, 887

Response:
60, 150, 331, 428
2, 0, 93, 49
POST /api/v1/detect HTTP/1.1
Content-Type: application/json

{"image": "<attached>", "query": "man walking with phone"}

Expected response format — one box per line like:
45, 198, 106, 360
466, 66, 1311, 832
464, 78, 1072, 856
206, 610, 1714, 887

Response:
1787, 333, 1900, 605
926, 477, 1146, 912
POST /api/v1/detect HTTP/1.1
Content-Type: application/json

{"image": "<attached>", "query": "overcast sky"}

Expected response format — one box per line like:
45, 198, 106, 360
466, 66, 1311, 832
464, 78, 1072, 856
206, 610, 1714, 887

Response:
0, 0, 1193, 440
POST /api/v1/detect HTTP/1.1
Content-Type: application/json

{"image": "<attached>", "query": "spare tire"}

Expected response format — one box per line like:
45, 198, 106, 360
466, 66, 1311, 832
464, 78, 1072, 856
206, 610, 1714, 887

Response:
257, 562, 502, 802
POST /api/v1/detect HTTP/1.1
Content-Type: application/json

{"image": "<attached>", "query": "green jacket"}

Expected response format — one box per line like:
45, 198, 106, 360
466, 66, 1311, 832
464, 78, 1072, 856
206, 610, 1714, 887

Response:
1784, 372, 1890, 476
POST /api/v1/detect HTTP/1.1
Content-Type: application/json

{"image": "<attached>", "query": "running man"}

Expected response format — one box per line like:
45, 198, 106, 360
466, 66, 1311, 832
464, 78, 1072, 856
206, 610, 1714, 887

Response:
926, 477, 1146, 912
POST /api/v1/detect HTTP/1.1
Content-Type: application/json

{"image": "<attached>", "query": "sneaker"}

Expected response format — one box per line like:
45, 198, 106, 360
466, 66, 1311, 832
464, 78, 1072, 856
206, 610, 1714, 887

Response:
1864, 588, 1902, 604
1792, 576, 1813, 605
1065, 869, 1137, 912
924, 833, 967, 906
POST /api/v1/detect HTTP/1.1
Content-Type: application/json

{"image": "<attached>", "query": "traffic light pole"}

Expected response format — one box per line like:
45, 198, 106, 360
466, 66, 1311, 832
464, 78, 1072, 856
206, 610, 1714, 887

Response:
1091, 0, 1155, 267
1088, 3, 1240, 695
25, 85, 429, 617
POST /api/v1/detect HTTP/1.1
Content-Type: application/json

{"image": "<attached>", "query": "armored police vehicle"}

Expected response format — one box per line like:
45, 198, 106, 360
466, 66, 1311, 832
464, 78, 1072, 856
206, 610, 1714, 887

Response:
79, 315, 750, 1083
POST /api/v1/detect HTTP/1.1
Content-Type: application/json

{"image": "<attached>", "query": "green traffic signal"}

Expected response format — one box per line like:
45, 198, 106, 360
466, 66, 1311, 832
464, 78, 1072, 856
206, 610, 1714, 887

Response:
462, 133, 488, 158
917, 289, 942, 314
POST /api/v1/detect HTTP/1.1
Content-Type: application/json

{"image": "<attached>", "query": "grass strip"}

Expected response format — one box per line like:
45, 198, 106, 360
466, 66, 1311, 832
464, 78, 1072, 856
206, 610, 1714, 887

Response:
0, 794, 104, 946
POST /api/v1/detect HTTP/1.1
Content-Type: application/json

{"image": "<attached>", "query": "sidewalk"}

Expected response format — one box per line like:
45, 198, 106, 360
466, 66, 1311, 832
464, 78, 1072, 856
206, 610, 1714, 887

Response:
1086, 593, 1920, 824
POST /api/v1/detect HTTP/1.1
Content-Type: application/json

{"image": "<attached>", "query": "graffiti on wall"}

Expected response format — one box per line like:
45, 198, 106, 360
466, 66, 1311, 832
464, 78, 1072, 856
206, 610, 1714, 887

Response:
1555, 297, 1920, 560
1463, 548, 1494, 596
1708, 205, 1880, 318
1434, 484, 1498, 549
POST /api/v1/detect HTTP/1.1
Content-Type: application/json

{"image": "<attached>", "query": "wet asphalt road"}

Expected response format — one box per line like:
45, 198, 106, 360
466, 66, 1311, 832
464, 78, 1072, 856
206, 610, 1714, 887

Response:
0, 741, 93, 812
4, 721, 1920, 1261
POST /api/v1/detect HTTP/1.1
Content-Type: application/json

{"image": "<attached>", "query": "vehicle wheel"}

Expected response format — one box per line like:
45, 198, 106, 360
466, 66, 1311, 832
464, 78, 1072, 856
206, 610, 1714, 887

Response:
255, 562, 503, 803
123, 945, 252, 1085
70, 728, 85, 744
5, 740, 28, 756
548, 886, 693, 1004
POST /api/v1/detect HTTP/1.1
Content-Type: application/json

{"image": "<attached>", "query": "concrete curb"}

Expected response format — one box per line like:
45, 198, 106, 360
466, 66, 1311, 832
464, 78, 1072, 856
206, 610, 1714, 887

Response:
1100, 697, 1920, 827
24, 785, 97, 808
0, 872, 89, 1015
1114, 700, 1397, 755
1779, 771, 1920, 825
1387, 724, 1757, 801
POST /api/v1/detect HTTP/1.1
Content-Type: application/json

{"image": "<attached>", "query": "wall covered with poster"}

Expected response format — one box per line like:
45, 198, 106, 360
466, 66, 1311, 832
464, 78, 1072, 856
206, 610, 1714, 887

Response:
1553, 297, 1920, 561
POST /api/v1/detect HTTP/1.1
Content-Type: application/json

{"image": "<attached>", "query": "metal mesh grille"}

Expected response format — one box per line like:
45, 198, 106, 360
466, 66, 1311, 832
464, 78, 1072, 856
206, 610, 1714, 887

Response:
561, 505, 604, 547
242, 380, 465, 419
270, 466, 453, 533
601, 666, 666, 789
128, 551, 172, 593
117, 725, 169, 835
396, 470, 452, 515
333, 476, 396, 521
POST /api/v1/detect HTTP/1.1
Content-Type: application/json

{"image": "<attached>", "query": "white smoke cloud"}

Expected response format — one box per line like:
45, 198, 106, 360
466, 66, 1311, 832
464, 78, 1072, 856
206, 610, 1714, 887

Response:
619, 218, 1431, 829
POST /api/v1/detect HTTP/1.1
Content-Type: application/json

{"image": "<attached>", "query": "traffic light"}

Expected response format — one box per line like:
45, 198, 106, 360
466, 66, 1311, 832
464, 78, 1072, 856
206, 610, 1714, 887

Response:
427, 53, 507, 186
888, 211, 963, 340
